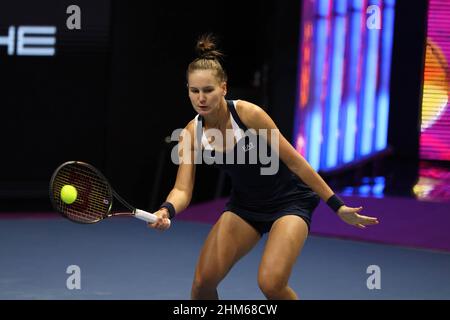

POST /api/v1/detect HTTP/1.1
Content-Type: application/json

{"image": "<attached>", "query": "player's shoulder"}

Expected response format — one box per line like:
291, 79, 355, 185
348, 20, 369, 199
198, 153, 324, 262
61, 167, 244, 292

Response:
184, 118, 197, 136
235, 99, 269, 127
177, 119, 197, 148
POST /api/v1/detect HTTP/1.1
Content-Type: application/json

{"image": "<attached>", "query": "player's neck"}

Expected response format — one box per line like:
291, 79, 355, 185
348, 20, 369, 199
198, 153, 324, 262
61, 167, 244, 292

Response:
203, 99, 228, 130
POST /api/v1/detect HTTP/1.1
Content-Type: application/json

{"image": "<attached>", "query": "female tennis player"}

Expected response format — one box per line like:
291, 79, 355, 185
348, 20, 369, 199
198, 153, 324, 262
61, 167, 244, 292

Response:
149, 34, 379, 300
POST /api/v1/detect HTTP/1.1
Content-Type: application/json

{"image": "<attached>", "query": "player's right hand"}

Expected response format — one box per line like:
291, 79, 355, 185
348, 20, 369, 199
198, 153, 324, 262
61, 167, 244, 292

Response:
147, 208, 171, 231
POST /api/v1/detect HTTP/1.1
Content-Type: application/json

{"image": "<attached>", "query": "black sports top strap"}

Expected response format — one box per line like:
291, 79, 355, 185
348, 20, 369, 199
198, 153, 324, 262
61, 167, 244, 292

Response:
226, 100, 248, 131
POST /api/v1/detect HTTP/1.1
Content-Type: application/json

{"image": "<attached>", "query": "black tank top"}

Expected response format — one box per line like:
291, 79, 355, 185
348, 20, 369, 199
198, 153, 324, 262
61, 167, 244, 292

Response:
195, 100, 317, 213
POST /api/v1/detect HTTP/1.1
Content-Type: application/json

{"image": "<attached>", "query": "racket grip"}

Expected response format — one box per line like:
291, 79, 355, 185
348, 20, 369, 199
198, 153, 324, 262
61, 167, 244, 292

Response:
134, 209, 171, 227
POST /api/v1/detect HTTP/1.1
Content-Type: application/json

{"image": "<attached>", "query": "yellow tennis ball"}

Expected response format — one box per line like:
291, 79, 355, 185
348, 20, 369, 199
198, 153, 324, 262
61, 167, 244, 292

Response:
60, 185, 78, 204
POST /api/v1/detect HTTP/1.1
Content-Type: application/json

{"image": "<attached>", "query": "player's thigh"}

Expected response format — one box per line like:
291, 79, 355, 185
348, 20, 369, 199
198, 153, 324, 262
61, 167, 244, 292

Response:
258, 215, 309, 286
194, 211, 261, 283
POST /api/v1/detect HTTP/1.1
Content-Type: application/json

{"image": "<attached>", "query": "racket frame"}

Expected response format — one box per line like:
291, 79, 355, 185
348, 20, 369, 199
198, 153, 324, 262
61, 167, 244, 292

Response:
50, 161, 159, 224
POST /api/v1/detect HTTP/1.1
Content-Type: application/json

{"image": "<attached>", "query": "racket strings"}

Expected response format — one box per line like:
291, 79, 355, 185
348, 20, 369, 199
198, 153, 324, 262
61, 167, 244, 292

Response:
52, 163, 112, 223
66, 169, 108, 216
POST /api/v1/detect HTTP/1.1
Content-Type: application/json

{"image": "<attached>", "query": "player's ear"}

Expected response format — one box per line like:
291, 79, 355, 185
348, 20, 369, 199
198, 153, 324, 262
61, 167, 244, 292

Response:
221, 82, 227, 96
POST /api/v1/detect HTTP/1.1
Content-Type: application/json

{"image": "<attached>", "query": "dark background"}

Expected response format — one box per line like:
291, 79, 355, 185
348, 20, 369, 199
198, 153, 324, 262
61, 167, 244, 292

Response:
0, 0, 428, 212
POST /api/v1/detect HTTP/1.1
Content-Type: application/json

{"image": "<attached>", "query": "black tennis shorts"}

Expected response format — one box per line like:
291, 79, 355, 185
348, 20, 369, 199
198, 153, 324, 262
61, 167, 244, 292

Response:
224, 194, 320, 236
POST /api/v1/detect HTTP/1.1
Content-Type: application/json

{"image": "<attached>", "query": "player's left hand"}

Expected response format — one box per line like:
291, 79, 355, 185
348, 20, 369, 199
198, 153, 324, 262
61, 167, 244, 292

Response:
337, 206, 379, 229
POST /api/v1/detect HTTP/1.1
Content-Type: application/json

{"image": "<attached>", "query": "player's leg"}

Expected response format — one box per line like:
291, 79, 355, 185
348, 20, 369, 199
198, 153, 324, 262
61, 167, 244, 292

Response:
257, 215, 309, 300
191, 211, 261, 299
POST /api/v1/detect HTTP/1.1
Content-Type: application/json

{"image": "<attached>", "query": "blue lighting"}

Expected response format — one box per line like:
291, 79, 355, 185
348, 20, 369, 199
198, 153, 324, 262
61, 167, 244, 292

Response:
294, 0, 395, 171
323, 0, 347, 169
360, 0, 381, 156
376, 0, 395, 150
308, 0, 329, 170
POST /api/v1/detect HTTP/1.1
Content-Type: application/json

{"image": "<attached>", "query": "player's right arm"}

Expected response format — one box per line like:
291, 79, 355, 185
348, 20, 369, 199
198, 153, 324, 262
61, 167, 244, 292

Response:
166, 120, 197, 214
149, 120, 197, 230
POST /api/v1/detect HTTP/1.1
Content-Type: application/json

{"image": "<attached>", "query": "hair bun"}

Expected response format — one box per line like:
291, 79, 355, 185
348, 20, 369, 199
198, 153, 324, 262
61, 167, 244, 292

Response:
195, 34, 224, 60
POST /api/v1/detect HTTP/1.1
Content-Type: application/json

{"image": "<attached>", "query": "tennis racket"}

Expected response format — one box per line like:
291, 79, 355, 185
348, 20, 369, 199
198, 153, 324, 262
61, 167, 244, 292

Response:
49, 161, 169, 226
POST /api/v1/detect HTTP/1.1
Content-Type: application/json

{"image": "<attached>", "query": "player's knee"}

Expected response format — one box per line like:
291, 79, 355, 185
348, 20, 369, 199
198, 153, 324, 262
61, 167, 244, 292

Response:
192, 273, 219, 292
257, 270, 286, 298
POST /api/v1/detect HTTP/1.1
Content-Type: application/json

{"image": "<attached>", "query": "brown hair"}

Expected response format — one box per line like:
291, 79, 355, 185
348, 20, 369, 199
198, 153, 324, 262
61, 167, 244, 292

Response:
187, 34, 227, 83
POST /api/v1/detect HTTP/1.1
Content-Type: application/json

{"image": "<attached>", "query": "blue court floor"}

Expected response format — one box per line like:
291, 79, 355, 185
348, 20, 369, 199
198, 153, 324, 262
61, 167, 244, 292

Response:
1, 216, 450, 300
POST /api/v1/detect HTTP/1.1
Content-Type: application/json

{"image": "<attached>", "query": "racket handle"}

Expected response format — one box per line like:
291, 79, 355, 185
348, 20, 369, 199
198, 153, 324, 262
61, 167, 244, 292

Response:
134, 209, 171, 227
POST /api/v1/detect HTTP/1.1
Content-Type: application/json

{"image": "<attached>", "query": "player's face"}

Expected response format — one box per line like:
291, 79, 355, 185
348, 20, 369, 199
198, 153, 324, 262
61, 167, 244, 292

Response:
187, 69, 226, 116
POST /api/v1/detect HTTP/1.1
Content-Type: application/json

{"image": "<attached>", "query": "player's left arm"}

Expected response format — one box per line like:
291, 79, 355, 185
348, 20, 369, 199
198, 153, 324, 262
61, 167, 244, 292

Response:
237, 100, 379, 228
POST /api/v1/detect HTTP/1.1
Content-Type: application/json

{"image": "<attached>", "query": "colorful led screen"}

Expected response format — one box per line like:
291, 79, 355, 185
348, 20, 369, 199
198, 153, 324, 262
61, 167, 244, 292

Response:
420, 0, 450, 161
293, 0, 395, 170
